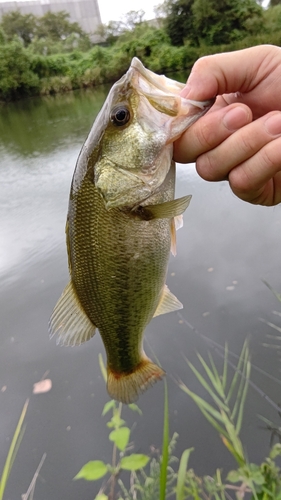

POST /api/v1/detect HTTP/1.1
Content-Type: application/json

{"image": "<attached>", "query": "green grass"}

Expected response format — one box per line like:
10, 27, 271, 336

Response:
0, 400, 28, 500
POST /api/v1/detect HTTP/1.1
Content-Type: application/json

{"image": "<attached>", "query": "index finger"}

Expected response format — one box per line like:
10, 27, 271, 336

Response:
181, 45, 281, 101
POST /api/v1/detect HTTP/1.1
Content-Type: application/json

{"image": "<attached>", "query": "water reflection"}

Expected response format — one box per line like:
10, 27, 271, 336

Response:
1, 88, 281, 499
0, 87, 109, 156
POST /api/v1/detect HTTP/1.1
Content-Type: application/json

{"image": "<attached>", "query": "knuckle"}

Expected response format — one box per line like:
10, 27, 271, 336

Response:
196, 152, 220, 181
229, 167, 253, 195
260, 142, 280, 169
196, 120, 216, 150
238, 131, 257, 157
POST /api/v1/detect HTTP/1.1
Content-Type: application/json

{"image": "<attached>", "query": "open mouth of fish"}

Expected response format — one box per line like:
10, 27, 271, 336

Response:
131, 57, 214, 119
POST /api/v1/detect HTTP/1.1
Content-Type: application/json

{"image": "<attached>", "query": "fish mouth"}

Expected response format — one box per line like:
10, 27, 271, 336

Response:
130, 57, 214, 112
131, 57, 185, 94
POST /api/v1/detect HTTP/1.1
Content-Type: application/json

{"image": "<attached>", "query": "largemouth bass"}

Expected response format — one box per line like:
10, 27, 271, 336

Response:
49, 58, 213, 404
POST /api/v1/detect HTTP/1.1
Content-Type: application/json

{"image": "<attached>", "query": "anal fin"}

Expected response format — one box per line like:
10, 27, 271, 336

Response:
153, 284, 183, 317
49, 281, 96, 346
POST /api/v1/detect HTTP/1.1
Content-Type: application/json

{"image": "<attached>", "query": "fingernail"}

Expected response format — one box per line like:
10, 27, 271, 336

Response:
223, 107, 250, 131
265, 113, 281, 136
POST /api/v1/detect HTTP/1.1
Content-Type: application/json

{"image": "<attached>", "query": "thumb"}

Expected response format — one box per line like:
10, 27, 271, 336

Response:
180, 45, 279, 101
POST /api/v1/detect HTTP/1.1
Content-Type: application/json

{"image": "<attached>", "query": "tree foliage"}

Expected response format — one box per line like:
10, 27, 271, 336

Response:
1, 10, 36, 46
95, 10, 146, 45
0, 10, 91, 51
35, 11, 84, 41
0, 40, 39, 99
263, 3, 281, 32
164, 0, 199, 46
1, 2, 281, 101
164, 0, 263, 46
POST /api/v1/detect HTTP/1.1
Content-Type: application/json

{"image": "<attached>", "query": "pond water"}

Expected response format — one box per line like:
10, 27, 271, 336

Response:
1, 84, 281, 499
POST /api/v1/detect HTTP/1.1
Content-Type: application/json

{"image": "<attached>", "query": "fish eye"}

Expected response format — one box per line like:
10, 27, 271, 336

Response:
110, 106, 130, 127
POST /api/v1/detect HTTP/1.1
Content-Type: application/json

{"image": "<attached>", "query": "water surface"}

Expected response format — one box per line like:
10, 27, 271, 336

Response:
1, 87, 281, 499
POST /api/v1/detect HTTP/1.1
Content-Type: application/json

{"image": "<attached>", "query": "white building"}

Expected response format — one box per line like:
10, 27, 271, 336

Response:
0, 0, 102, 38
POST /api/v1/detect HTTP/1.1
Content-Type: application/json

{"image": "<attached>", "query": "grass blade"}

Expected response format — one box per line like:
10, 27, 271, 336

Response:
226, 341, 248, 404
221, 344, 228, 392
98, 353, 107, 383
176, 448, 194, 500
180, 383, 228, 438
22, 453, 46, 500
235, 360, 251, 436
262, 280, 281, 303
197, 352, 222, 395
186, 360, 229, 413
0, 400, 29, 500
159, 380, 169, 500
231, 345, 250, 423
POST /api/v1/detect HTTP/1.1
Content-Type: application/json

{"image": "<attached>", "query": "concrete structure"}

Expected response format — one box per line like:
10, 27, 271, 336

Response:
0, 0, 102, 38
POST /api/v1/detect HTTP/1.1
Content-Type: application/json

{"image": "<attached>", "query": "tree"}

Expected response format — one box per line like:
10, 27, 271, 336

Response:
163, 0, 199, 46
95, 10, 146, 45
1, 10, 37, 46
36, 11, 85, 41
192, 0, 263, 45
95, 20, 125, 45
122, 10, 145, 30
164, 0, 263, 46
0, 40, 39, 99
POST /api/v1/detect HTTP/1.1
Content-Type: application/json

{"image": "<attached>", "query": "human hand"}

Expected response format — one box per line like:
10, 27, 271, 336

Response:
174, 45, 281, 205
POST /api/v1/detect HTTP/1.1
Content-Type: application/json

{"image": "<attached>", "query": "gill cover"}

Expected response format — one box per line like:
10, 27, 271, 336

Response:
72, 58, 213, 209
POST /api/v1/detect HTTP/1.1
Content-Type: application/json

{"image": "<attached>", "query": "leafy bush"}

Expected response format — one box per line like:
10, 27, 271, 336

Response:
0, 41, 39, 100
0, 5, 281, 101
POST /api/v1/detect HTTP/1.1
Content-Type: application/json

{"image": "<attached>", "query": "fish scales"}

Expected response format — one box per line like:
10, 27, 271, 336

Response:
49, 57, 214, 403
68, 172, 173, 374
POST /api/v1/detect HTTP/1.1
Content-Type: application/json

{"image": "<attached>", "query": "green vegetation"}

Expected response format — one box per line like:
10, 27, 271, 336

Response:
3, 282, 281, 498
0, 10, 90, 50
0, 400, 46, 500
72, 343, 281, 499
163, 0, 263, 46
0, 400, 28, 500
3, 328, 281, 498
0, 2, 281, 101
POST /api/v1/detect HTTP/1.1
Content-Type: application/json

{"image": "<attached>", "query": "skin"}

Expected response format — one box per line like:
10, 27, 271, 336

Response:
174, 44, 281, 206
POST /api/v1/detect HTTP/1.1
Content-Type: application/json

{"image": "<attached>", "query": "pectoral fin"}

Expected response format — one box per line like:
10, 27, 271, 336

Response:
153, 284, 183, 317
49, 281, 96, 346
137, 195, 192, 221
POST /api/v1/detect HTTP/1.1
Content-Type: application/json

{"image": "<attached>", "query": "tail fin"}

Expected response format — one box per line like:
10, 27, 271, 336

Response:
107, 358, 165, 404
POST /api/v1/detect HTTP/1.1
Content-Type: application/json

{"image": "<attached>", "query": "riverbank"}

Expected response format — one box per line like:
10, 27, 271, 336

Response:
1, 29, 281, 102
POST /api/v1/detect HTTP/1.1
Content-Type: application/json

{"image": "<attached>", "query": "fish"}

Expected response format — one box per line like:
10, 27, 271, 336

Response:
49, 58, 214, 404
